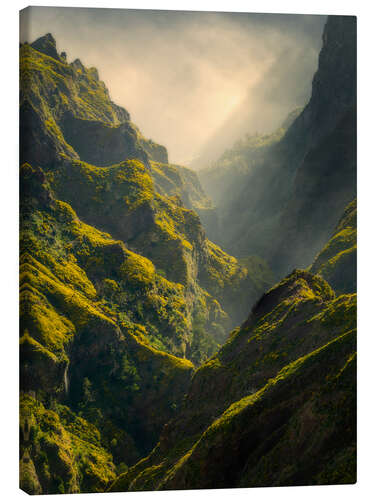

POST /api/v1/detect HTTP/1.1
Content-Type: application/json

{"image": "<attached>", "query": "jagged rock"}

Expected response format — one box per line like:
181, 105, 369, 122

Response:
30, 32, 60, 60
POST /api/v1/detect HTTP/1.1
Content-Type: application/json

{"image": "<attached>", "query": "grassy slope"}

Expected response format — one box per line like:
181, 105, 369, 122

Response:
311, 198, 356, 294
20, 163, 195, 493
111, 267, 356, 490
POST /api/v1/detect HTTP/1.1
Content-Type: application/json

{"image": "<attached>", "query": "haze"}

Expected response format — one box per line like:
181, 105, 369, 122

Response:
20, 7, 326, 165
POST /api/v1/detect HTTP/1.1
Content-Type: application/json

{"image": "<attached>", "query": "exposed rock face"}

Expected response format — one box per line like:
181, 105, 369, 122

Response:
30, 33, 61, 61
282, 16, 356, 159
199, 16, 356, 279
60, 114, 150, 167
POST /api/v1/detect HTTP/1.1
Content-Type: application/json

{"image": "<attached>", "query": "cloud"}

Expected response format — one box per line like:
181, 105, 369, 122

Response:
21, 7, 326, 164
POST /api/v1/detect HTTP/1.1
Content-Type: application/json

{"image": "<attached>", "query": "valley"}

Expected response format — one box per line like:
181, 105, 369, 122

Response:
19, 14, 356, 494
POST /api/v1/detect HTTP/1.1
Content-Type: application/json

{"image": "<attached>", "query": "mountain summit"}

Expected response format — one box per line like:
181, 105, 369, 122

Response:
30, 32, 60, 60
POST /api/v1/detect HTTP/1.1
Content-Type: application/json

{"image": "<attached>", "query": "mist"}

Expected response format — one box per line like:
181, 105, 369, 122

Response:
21, 7, 326, 165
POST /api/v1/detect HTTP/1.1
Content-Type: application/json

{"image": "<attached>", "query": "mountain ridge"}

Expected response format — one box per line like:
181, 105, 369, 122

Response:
19, 19, 356, 494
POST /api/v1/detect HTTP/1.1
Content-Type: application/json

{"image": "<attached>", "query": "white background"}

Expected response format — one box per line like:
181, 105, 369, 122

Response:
1, 0, 374, 498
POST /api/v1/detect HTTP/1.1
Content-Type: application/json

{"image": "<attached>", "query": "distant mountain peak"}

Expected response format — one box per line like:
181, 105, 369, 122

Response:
30, 32, 59, 61
72, 58, 85, 71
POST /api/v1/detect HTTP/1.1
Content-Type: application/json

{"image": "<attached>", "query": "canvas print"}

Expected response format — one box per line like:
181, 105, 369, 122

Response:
19, 6, 356, 494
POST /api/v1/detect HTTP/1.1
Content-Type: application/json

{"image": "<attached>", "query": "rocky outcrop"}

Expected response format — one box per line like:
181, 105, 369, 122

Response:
30, 32, 61, 61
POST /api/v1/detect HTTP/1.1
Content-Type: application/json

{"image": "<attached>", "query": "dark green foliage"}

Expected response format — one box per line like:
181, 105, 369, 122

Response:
311, 198, 356, 294
111, 270, 356, 491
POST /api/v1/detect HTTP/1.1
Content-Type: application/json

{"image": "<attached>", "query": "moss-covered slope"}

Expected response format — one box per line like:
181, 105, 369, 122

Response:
154, 331, 356, 490
110, 269, 356, 491
20, 34, 259, 356
311, 198, 356, 294
20, 163, 197, 493
19, 35, 266, 494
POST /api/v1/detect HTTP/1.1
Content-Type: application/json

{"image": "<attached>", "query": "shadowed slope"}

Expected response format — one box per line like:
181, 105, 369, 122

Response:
110, 268, 356, 491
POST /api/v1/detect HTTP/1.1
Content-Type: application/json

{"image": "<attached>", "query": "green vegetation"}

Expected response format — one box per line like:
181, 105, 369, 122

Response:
311, 198, 356, 294
20, 394, 116, 494
20, 29, 356, 494
111, 269, 356, 491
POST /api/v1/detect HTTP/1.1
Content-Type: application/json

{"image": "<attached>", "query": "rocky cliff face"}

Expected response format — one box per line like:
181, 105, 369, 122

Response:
199, 16, 356, 279
20, 33, 263, 359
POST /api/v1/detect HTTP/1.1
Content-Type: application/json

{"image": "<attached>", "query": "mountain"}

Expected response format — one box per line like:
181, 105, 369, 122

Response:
198, 16, 356, 279
19, 18, 356, 495
19, 34, 275, 494
110, 200, 356, 491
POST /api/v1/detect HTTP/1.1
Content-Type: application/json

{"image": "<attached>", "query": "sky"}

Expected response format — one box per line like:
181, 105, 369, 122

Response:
20, 7, 326, 165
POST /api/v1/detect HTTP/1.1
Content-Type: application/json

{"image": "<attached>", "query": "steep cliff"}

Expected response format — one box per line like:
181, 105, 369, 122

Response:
198, 16, 356, 279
